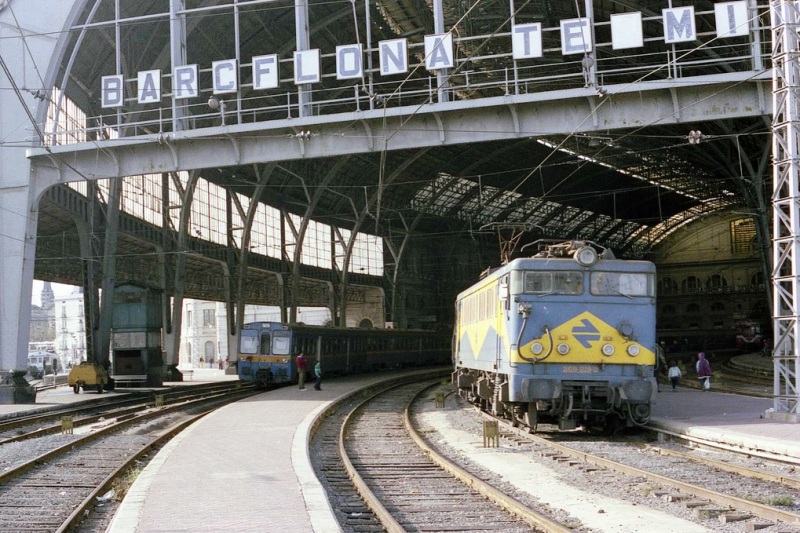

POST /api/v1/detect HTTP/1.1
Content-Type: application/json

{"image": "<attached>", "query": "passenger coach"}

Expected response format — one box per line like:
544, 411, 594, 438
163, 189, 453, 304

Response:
237, 322, 450, 388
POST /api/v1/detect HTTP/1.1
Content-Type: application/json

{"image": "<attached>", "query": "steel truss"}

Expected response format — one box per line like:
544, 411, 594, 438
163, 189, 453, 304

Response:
770, 0, 800, 420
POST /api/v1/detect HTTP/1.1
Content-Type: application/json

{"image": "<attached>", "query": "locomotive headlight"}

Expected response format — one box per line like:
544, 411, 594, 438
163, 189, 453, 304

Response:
531, 342, 544, 355
617, 322, 634, 338
627, 345, 640, 357
575, 246, 598, 267
557, 343, 570, 355
601, 344, 615, 356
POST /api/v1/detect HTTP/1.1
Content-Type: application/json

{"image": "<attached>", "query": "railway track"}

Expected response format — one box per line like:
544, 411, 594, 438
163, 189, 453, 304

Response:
0, 382, 243, 445
311, 376, 573, 533
0, 381, 255, 532
462, 398, 800, 531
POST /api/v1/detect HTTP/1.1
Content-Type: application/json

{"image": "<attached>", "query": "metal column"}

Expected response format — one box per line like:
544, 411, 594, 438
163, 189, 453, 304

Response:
769, 0, 800, 421
295, 0, 312, 117
170, 0, 189, 131
432, 0, 449, 103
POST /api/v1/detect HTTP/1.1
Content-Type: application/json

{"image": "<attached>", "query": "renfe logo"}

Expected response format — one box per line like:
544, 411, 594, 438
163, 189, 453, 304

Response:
101, 2, 749, 108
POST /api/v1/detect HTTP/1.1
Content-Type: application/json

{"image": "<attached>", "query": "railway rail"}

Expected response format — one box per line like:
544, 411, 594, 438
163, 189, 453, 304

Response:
310, 374, 574, 533
466, 400, 800, 531
0, 382, 242, 445
0, 381, 255, 532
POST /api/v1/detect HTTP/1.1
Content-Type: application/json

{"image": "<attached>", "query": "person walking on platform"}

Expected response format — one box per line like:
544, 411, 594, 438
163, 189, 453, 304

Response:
668, 361, 682, 392
296, 352, 308, 390
696, 352, 712, 391
313, 360, 322, 391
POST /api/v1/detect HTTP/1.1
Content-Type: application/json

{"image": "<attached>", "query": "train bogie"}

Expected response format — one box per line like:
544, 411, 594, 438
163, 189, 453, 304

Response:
453, 241, 657, 431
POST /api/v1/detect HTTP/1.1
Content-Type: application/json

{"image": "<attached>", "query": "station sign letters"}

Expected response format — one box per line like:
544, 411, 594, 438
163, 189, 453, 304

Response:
101, 1, 750, 108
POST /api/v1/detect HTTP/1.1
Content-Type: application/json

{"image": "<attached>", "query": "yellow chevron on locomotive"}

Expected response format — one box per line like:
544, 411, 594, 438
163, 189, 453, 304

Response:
514, 311, 655, 364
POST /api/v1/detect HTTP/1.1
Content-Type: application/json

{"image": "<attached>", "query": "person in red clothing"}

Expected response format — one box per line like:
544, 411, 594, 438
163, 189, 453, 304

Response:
295, 352, 308, 390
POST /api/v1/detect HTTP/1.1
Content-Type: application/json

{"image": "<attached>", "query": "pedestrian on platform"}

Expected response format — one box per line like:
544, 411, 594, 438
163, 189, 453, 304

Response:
313, 360, 322, 391
296, 352, 308, 390
696, 352, 712, 390
668, 361, 682, 392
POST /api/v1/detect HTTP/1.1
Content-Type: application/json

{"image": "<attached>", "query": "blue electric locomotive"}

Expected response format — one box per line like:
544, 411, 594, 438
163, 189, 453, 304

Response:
238, 322, 451, 388
453, 240, 657, 431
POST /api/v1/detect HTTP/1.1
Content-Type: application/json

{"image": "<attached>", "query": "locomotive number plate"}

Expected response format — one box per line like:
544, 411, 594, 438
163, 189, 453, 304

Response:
562, 365, 599, 374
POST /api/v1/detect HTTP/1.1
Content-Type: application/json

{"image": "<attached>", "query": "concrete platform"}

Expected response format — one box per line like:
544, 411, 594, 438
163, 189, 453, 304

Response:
650, 382, 800, 460
0, 368, 236, 418
107, 369, 444, 533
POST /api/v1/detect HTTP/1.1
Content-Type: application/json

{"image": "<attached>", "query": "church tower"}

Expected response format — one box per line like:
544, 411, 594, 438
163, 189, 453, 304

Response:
42, 282, 56, 332
41, 282, 55, 313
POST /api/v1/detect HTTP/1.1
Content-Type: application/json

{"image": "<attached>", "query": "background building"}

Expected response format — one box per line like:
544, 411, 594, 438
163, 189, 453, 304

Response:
653, 212, 769, 357
53, 288, 87, 367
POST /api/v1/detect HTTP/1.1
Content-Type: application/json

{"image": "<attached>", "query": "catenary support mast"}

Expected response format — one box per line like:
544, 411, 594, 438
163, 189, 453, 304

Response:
769, 0, 800, 421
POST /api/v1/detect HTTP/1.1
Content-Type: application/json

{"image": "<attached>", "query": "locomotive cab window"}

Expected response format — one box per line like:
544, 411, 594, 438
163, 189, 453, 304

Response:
519, 271, 583, 294
591, 271, 653, 297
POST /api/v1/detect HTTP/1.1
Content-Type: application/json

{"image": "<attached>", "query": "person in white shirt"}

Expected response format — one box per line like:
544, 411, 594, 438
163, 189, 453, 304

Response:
667, 361, 682, 392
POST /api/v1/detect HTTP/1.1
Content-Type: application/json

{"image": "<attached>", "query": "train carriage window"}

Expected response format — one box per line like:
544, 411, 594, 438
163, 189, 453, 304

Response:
273, 334, 291, 355
240, 330, 259, 354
